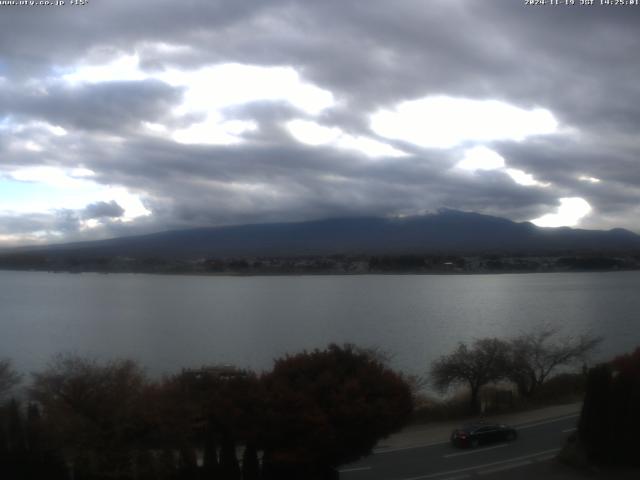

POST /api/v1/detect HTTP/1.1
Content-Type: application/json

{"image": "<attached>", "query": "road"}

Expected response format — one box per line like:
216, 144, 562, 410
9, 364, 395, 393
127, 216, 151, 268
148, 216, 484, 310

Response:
339, 413, 579, 480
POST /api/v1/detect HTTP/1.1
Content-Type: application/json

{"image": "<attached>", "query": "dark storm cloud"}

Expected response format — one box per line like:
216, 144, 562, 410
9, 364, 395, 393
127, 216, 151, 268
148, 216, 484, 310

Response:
56, 133, 556, 232
82, 201, 125, 219
1, 0, 640, 244
0, 80, 183, 133
0, 210, 78, 238
0, 214, 52, 235
0, 0, 280, 77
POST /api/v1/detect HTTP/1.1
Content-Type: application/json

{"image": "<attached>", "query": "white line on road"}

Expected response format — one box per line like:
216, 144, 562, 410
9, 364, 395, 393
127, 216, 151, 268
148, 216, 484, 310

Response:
516, 414, 579, 430
533, 453, 557, 462
562, 427, 577, 433
374, 440, 448, 454
397, 447, 561, 480
477, 459, 531, 475
443, 443, 510, 458
338, 466, 372, 473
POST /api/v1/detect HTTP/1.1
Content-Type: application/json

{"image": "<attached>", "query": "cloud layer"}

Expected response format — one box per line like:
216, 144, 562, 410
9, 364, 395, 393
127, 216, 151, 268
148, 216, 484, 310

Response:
1, 0, 639, 245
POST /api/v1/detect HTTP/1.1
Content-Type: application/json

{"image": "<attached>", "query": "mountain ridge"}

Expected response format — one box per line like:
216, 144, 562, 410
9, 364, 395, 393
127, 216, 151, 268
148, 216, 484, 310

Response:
11, 210, 640, 259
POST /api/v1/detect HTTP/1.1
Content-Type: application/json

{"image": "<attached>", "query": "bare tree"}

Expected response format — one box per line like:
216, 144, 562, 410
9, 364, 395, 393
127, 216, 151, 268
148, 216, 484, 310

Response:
29, 354, 148, 478
0, 358, 21, 399
430, 338, 510, 414
506, 327, 602, 398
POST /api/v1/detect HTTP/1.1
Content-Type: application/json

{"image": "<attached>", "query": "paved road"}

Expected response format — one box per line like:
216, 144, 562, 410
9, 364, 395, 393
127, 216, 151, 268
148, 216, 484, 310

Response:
339, 413, 579, 480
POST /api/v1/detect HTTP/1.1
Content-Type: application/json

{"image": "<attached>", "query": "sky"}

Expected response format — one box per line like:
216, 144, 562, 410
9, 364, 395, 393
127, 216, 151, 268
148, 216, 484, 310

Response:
1, 0, 640, 246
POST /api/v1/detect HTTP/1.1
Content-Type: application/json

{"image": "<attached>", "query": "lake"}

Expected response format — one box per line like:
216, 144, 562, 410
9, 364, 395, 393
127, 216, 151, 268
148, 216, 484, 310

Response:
1, 270, 639, 377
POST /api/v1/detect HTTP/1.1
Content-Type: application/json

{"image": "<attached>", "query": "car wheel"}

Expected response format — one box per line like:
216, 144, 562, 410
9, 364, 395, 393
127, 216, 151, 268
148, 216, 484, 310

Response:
471, 439, 479, 448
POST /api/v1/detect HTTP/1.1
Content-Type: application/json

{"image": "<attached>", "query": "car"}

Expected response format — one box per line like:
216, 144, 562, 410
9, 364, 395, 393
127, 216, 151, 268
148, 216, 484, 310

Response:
450, 423, 518, 448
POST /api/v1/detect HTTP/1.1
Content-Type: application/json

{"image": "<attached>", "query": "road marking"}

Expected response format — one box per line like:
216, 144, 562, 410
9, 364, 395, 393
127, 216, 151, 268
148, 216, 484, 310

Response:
443, 443, 510, 458
516, 413, 579, 430
562, 427, 577, 433
338, 466, 372, 473
440, 475, 470, 480
374, 440, 448, 454
397, 447, 561, 480
533, 453, 557, 462
477, 459, 531, 475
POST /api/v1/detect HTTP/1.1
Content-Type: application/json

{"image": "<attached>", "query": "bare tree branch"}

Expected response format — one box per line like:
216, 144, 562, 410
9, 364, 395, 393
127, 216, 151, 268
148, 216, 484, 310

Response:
506, 328, 602, 397
0, 358, 21, 399
430, 338, 509, 413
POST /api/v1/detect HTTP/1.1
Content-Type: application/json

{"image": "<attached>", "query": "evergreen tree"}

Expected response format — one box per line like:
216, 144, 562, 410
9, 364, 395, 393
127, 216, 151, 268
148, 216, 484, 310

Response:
219, 433, 240, 480
178, 446, 199, 480
241, 442, 260, 480
202, 430, 220, 478
578, 363, 612, 462
158, 449, 178, 480
7, 399, 26, 455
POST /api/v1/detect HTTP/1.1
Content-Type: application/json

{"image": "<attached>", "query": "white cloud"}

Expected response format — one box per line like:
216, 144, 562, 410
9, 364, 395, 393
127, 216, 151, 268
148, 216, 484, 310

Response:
579, 175, 601, 183
60, 52, 336, 145
531, 197, 592, 227
159, 63, 335, 116
337, 135, 407, 158
60, 54, 146, 84
22, 141, 43, 152
287, 119, 342, 146
455, 146, 549, 187
81, 218, 101, 230
505, 168, 550, 187
172, 115, 257, 145
371, 96, 558, 149
456, 146, 505, 171
286, 119, 407, 158
9, 166, 82, 189
1, 166, 150, 221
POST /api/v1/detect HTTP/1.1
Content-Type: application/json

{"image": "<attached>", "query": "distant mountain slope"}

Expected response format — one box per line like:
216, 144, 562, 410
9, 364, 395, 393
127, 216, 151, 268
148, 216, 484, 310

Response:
17, 210, 640, 259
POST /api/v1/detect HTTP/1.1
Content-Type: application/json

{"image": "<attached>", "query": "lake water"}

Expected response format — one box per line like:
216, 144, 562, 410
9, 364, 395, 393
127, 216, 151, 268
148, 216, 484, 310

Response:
1, 270, 639, 377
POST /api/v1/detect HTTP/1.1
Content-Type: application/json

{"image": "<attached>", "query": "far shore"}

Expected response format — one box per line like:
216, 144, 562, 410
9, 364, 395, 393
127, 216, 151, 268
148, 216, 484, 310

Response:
1, 265, 639, 277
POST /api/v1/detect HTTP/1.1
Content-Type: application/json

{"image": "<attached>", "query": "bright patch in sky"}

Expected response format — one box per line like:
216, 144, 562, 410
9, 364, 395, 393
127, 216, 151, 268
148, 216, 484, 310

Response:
531, 197, 592, 227
287, 119, 341, 146
371, 96, 559, 149
579, 175, 601, 183
61, 54, 146, 83
0, 167, 150, 222
8, 120, 68, 137
456, 146, 505, 171
172, 116, 257, 145
455, 146, 549, 187
287, 119, 406, 158
22, 141, 43, 152
61, 53, 335, 144
162, 63, 334, 116
505, 168, 550, 187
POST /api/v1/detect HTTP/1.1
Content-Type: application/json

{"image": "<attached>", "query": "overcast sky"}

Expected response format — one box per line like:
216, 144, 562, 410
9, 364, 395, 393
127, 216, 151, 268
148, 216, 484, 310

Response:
1, 0, 639, 246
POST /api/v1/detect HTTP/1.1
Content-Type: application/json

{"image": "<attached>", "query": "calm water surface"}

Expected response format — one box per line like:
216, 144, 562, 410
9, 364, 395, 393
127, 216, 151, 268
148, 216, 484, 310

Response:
1, 270, 639, 376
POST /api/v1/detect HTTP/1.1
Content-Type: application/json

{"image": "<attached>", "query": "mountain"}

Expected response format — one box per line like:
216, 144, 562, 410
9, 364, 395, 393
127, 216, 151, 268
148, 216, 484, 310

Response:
14, 210, 640, 259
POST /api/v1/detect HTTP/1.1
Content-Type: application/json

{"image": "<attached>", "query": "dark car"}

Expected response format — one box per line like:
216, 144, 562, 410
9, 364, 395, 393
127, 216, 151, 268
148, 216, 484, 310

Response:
450, 423, 518, 448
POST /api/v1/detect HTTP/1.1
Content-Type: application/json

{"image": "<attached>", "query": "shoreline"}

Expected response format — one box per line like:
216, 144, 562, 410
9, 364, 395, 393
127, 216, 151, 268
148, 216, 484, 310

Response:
1, 266, 639, 277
